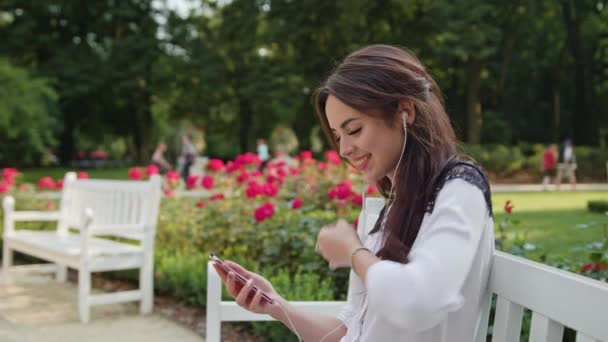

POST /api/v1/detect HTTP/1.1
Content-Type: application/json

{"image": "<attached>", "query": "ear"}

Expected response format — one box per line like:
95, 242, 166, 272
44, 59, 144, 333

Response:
398, 100, 416, 126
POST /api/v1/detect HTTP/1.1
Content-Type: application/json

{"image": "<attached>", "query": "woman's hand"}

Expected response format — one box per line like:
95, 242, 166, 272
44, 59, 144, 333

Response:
317, 219, 364, 270
211, 260, 283, 316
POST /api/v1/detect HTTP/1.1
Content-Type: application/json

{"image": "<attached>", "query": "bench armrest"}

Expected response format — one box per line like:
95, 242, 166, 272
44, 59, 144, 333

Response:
9, 210, 61, 221
3, 195, 61, 235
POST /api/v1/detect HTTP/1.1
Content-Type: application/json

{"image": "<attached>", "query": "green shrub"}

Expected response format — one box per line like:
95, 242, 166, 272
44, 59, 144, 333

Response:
154, 249, 209, 306
250, 267, 337, 341
588, 200, 608, 213
459, 144, 608, 179
575, 147, 608, 179
460, 144, 524, 176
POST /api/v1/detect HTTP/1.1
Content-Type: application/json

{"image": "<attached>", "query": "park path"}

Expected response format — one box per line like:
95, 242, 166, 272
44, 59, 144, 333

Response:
0, 271, 204, 342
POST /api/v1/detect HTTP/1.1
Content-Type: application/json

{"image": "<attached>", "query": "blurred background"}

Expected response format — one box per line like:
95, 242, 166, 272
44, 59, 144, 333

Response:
0, 0, 607, 181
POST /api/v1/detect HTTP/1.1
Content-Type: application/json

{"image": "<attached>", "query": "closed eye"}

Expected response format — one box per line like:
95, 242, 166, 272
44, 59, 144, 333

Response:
347, 128, 362, 135
334, 128, 361, 143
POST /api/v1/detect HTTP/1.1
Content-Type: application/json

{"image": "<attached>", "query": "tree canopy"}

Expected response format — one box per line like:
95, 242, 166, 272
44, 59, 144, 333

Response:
1, 0, 607, 165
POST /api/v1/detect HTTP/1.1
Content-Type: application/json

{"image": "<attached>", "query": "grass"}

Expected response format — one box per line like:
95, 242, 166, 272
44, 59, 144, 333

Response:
19, 167, 131, 183
492, 191, 608, 262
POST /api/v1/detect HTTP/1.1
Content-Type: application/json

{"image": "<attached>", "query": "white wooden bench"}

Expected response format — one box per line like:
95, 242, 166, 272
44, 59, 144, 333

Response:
206, 197, 608, 342
1, 172, 162, 323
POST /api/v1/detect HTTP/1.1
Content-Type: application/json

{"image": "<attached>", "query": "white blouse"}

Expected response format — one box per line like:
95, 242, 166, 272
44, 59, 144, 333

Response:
337, 178, 495, 342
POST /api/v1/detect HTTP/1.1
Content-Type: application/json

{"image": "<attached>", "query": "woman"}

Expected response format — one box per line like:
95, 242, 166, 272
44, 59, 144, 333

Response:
212, 44, 495, 342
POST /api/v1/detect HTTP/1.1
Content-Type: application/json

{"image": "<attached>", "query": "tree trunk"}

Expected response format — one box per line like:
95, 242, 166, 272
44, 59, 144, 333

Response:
562, 0, 594, 144
466, 59, 483, 144
552, 44, 568, 143
238, 97, 253, 154
58, 110, 76, 165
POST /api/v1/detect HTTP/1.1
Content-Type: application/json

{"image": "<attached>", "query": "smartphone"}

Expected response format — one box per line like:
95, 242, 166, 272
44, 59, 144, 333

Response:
209, 253, 275, 305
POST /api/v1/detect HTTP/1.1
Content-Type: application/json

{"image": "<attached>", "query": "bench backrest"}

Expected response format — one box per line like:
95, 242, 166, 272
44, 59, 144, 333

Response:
359, 197, 608, 341
57, 172, 162, 241
206, 196, 608, 342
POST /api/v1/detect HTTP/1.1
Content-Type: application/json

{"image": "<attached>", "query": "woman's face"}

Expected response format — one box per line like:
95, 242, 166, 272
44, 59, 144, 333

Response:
325, 95, 405, 183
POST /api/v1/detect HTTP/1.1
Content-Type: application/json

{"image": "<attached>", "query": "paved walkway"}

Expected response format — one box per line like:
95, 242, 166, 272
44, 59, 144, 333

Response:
0, 272, 204, 342
491, 183, 608, 192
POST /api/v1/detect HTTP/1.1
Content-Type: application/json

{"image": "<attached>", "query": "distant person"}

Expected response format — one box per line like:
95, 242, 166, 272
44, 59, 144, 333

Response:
556, 139, 577, 190
181, 134, 197, 182
151, 142, 172, 174
257, 138, 269, 171
541, 144, 557, 190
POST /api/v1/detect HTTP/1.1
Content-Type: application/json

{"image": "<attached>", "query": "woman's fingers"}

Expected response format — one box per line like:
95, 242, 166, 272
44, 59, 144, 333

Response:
226, 272, 243, 298
235, 278, 255, 306
249, 284, 264, 311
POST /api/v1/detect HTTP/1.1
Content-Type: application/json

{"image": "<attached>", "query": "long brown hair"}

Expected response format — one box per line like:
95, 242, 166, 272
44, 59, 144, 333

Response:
313, 44, 457, 263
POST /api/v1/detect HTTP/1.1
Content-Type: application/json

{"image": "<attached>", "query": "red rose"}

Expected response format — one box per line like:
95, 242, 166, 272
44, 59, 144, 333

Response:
208, 159, 225, 172
210, 193, 225, 201
0, 181, 9, 194
195, 201, 206, 208
37, 176, 56, 190
300, 151, 313, 160
292, 198, 303, 209
166, 171, 180, 187
581, 263, 593, 272
186, 175, 199, 190
264, 182, 279, 197
254, 202, 275, 222
201, 175, 214, 190
324, 150, 341, 165
128, 167, 143, 180
146, 165, 159, 177
366, 184, 378, 195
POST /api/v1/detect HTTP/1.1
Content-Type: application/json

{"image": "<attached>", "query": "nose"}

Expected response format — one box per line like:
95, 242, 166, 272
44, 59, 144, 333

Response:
339, 136, 355, 159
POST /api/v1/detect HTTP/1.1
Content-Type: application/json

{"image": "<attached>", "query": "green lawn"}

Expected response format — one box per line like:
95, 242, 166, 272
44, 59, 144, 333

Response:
19, 167, 131, 183
492, 191, 608, 262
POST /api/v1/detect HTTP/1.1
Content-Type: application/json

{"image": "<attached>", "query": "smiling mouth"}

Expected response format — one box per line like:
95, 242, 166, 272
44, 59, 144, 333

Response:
351, 154, 371, 171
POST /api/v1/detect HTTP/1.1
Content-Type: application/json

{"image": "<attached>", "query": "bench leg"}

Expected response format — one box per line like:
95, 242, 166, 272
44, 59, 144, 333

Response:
139, 259, 153, 315
2, 242, 12, 284
78, 269, 91, 323
56, 265, 67, 283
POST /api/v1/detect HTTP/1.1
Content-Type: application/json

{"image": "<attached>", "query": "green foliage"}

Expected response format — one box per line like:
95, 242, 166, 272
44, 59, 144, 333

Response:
573, 147, 608, 179
250, 267, 336, 341
0, 59, 59, 165
154, 249, 209, 305
461, 144, 608, 179
2, 0, 608, 161
588, 200, 608, 213
270, 126, 299, 156
461, 144, 524, 176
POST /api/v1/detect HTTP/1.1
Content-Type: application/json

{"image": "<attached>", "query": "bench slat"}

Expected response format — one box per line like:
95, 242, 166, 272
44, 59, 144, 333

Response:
491, 296, 524, 342
529, 313, 564, 342
490, 252, 608, 340
7, 231, 142, 256
11, 211, 60, 221
89, 290, 142, 306
576, 332, 600, 342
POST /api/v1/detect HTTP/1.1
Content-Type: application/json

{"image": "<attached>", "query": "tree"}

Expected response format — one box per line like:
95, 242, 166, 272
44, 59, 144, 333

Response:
0, 58, 59, 165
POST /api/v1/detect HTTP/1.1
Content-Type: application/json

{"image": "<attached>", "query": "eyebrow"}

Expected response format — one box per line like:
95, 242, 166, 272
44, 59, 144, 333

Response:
331, 118, 359, 131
